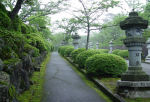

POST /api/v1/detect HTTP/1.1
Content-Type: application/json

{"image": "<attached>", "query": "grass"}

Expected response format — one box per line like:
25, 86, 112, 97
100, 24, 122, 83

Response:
100, 78, 120, 93
17, 53, 51, 102
63, 57, 113, 102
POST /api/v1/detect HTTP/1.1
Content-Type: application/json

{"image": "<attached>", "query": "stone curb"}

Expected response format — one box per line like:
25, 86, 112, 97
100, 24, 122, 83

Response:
65, 56, 126, 102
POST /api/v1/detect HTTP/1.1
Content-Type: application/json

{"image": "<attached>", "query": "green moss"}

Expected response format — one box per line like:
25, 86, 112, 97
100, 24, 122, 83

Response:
9, 85, 17, 100
17, 53, 51, 102
100, 78, 120, 93
24, 44, 40, 57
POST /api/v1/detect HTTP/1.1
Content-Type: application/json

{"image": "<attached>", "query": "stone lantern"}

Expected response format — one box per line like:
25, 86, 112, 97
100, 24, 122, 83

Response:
109, 40, 113, 53
145, 38, 150, 63
61, 39, 65, 46
96, 42, 99, 49
88, 42, 93, 49
117, 11, 150, 98
72, 33, 80, 49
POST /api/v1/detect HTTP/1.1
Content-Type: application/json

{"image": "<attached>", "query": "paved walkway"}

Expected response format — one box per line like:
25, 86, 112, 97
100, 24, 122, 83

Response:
42, 52, 106, 102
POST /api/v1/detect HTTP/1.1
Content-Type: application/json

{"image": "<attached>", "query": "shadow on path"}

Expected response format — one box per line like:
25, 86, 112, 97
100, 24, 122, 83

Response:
42, 52, 106, 102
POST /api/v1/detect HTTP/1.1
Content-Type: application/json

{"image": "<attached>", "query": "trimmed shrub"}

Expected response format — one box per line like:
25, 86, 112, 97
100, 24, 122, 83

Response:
96, 49, 109, 53
71, 48, 86, 62
118, 50, 128, 58
76, 50, 104, 68
85, 54, 127, 77
58, 46, 73, 56
64, 47, 74, 57
112, 49, 120, 55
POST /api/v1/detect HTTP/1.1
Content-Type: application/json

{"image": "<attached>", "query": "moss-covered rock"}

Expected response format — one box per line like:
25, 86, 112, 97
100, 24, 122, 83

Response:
24, 44, 40, 57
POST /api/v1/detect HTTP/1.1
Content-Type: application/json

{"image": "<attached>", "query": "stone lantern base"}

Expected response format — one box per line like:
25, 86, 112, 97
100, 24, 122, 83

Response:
117, 67, 150, 98
117, 80, 150, 98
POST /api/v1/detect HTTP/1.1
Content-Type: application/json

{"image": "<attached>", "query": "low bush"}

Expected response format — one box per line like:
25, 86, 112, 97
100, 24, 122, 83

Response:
112, 49, 120, 55
85, 54, 127, 77
118, 50, 128, 59
71, 48, 86, 63
96, 49, 109, 53
64, 47, 74, 57
76, 50, 104, 68
58, 46, 73, 56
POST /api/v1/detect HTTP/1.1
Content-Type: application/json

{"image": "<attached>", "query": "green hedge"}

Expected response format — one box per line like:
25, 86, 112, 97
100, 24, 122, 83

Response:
76, 50, 104, 68
85, 54, 127, 77
96, 49, 109, 53
58, 46, 73, 56
112, 49, 128, 59
70, 48, 86, 63
112, 49, 120, 55
64, 47, 74, 57
118, 50, 128, 58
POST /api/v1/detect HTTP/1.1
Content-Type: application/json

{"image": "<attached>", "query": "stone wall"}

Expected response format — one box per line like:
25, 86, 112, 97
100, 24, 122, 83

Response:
0, 52, 47, 102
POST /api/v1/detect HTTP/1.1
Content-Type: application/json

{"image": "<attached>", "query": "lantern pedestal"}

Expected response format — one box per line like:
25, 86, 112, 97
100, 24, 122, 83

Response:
117, 11, 150, 98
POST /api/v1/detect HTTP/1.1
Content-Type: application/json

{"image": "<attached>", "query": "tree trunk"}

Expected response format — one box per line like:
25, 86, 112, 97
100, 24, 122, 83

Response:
86, 22, 90, 50
9, 0, 24, 20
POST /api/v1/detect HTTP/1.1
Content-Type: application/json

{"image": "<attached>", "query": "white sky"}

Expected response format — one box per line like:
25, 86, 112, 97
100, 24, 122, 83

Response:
40, 0, 147, 35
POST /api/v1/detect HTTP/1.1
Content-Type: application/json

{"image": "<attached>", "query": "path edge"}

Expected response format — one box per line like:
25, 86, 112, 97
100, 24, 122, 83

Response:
64, 56, 126, 102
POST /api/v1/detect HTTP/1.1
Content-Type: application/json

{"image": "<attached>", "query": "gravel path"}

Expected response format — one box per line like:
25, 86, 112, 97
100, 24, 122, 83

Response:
42, 52, 106, 102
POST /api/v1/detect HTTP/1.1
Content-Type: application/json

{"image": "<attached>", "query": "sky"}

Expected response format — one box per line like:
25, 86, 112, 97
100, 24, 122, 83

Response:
40, 0, 147, 35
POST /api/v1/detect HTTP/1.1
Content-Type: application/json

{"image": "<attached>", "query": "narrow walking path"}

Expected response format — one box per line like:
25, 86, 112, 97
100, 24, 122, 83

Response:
42, 52, 106, 102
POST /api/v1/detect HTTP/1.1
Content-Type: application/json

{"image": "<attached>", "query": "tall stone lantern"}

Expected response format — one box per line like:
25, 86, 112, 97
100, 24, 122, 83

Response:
117, 11, 150, 98
96, 42, 99, 49
61, 39, 65, 46
109, 40, 113, 53
145, 38, 150, 63
72, 33, 80, 49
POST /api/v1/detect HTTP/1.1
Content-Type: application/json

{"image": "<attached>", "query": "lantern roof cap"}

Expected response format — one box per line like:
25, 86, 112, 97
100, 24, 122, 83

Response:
120, 11, 148, 30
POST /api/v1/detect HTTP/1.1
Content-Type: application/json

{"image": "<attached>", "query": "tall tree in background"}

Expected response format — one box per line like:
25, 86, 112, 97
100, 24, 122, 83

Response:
71, 0, 119, 49
55, 18, 80, 44
1, 0, 68, 21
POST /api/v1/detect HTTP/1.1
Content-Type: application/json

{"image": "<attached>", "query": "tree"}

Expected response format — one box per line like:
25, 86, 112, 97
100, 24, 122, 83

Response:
90, 14, 126, 48
70, 0, 119, 49
1, 0, 68, 21
55, 18, 81, 44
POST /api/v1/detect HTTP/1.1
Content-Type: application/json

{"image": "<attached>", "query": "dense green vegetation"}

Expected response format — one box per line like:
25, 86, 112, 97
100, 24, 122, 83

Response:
85, 54, 127, 77
76, 50, 106, 68
17, 53, 50, 102
71, 48, 86, 63
0, 2, 53, 101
